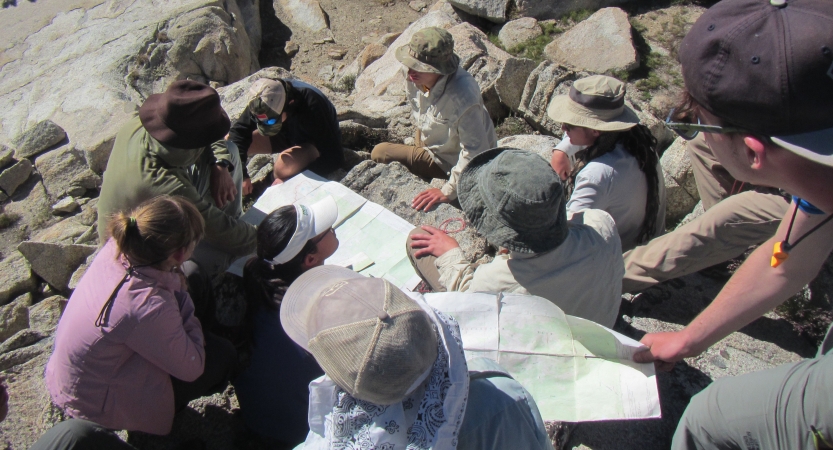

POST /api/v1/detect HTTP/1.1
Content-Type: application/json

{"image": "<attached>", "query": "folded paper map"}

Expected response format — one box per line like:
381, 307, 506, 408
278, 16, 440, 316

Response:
420, 291, 661, 422
228, 171, 422, 290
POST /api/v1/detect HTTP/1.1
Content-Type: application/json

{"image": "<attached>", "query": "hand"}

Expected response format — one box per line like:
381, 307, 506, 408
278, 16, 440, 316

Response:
242, 178, 253, 196
633, 331, 698, 372
210, 164, 237, 209
409, 225, 460, 258
550, 150, 571, 181
271, 177, 284, 186
412, 188, 450, 211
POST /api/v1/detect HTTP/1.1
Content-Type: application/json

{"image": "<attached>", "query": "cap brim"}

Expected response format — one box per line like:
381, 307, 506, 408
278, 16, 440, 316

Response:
280, 265, 365, 352
547, 95, 639, 132
395, 44, 458, 75
309, 196, 338, 236
771, 128, 833, 167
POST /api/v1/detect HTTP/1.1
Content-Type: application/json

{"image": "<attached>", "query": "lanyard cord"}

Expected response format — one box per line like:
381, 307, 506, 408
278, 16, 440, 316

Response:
94, 259, 166, 328
782, 209, 833, 252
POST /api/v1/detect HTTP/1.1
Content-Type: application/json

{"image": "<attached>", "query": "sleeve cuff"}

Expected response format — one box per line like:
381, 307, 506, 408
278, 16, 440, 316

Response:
440, 183, 457, 200
435, 247, 465, 269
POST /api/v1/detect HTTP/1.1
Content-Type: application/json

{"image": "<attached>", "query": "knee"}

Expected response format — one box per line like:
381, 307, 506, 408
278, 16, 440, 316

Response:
371, 144, 388, 163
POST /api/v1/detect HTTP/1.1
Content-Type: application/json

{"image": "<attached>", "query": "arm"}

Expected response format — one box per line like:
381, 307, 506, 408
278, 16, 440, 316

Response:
635, 202, 833, 366
209, 140, 237, 208
441, 105, 496, 200
125, 290, 206, 382
227, 107, 257, 179
566, 165, 609, 213
436, 247, 480, 292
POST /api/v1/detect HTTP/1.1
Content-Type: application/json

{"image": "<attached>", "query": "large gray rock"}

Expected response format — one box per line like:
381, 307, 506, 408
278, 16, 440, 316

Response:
0, 144, 15, 169
545, 8, 638, 74
0, 252, 37, 306
11, 120, 67, 160
340, 160, 489, 262
498, 17, 542, 50
277, 0, 330, 33
0, 159, 33, 197
34, 146, 91, 200
335, 42, 388, 91
494, 57, 538, 113
661, 137, 700, 224
17, 241, 98, 292
0, 329, 47, 356
448, 0, 509, 23
83, 135, 116, 175
33, 216, 93, 245
68, 248, 100, 291
29, 296, 67, 333
517, 61, 575, 133
516, 0, 631, 21
497, 134, 561, 162
0, 300, 29, 343
0, 0, 259, 171
0, 341, 49, 372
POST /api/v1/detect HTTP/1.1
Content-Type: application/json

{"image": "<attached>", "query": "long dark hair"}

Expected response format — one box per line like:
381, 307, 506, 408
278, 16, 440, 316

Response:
566, 124, 661, 245
242, 205, 318, 312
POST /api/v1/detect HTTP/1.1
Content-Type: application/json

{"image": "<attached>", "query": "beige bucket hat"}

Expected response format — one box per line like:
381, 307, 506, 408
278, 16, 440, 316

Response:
547, 75, 640, 132
395, 27, 460, 75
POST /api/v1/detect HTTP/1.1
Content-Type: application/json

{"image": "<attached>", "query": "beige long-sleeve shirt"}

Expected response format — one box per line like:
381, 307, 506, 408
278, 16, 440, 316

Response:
435, 209, 624, 328
407, 66, 497, 200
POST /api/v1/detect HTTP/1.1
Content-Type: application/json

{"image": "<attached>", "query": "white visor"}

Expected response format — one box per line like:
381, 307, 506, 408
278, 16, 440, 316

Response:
269, 196, 338, 265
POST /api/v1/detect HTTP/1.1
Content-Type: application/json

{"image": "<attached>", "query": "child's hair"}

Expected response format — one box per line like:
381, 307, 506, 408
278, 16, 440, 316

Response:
566, 124, 661, 245
107, 195, 205, 267
243, 205, 319, 311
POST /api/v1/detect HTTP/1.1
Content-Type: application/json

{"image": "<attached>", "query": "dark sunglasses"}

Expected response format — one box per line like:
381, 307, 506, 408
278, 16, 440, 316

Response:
258, 116, 280, 126
664, 108, 746, 140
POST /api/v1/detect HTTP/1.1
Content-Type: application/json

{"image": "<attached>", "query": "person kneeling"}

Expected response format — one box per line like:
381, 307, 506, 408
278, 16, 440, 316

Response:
408, 147, 624, 328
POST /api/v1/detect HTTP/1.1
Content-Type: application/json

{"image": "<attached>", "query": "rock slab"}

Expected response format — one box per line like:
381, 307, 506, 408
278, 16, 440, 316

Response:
661, 137, 700, 224
544, 8, 638, 74
277, 0, 330, 33
17, 241, 98, 292
448, 0, 509, 23
0, 252, 37, 306
11, 120, 67, 160
498, 17, 542, 50
0, 159, 33, 197
0, 300, 29, 343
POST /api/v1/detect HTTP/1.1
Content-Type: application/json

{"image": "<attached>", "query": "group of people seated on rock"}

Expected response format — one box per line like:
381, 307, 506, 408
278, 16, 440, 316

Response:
13, 1, 833, 448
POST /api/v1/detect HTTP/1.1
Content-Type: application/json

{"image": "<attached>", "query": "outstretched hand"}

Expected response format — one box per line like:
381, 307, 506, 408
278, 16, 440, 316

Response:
409, 225, 460, 258
210, 164, 237, 209
412, 188, 450, 212
633, 331, 698, 372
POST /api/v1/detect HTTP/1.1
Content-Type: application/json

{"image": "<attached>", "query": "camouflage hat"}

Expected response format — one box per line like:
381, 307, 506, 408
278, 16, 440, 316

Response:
395, 27, 460, 75
247, 78, 286, 117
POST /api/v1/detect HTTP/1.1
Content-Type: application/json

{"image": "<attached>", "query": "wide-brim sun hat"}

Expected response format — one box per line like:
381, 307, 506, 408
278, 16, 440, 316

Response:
139, 80, 230, 149
547, 75, 640, 132
458, 147, 569, 254
395, 26, 460, 76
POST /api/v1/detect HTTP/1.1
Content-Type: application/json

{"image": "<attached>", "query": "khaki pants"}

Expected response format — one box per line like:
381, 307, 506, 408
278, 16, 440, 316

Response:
371, 142, 448, 180
672, 324, 833, 450
406, 227, 447, 292
622, 135, 789, 293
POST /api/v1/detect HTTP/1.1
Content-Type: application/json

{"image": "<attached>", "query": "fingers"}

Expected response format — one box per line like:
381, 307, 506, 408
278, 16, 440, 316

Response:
655, 360, 676, 372
420, 225, 441, 234
413, 247, 434, 258
409, 234, 432, 245
632, 349, 656, 364
272, 177, 284, 186
413, 197, 432, 211
422, 198, 439, 212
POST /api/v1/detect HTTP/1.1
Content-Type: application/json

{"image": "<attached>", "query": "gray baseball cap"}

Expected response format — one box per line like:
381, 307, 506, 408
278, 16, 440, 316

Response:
458, 147, 569, 253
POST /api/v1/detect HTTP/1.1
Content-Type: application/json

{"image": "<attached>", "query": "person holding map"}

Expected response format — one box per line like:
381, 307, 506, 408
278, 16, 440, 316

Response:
228, 78, 345, 194
371, 27, 497, 212
631, 1, 833, 448
280, 266, 553, 450
233, 197, 339, 447
408, 147, 624, 328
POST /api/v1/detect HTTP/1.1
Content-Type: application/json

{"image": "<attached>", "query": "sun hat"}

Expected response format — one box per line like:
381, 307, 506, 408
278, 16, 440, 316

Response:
458, 147, 569, 253
679, 0, 833, 167
138, 80, 230, 149
248, 78, 286, 117
281, 266, 439, 405
268, 196, 338, 265
395, 27, 460, 76
547, 75, 640, 132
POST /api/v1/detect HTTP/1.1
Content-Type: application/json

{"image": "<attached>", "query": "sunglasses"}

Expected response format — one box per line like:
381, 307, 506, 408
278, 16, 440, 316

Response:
258, 116, 280, 126
664, 108, 747, 140
311, 227, 334, 245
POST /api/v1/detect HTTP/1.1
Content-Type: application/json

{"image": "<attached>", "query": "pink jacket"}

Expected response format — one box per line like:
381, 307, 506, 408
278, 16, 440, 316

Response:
45, 240, 205, 435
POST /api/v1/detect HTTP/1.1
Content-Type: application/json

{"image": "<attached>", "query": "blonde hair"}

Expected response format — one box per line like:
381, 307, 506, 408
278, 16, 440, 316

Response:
107, 195, 205, 266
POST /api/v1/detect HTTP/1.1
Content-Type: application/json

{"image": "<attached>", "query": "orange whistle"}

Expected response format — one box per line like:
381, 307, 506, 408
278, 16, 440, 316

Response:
771, 241, 789, 267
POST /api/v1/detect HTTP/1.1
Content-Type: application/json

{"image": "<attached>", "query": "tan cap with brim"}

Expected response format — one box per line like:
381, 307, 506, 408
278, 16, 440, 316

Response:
547, 75, 640, 132
395, 27, 459, 75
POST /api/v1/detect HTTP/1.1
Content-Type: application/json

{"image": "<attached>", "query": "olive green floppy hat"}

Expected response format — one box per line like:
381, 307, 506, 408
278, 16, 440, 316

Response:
547, 75, 640, 132
395, 27, 460, 75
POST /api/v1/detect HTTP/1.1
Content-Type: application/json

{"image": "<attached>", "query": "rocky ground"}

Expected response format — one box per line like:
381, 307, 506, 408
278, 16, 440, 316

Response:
1, 0, 830, 449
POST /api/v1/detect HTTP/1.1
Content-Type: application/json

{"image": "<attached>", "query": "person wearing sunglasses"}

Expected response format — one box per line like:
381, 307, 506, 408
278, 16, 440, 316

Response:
630, 1, 833, 449
227, 78, 345, 195
547, 75, 666, 252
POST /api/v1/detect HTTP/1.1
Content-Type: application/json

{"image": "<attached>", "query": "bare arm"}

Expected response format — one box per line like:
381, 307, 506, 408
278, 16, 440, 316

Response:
635, 201, 833, 366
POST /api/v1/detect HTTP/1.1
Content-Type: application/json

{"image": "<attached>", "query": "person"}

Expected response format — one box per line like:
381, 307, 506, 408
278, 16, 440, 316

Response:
547, 75, 666, 252
371, 27, 497, 212
408, 147, 624, 328
280, 266, 554, 450
621, 133, 789, 293
96, 79, 257, 278
45, 195, 237, 436
29, 420, 138, 450
630, 1, 833, 448
233, 197, 339, 446
227, 77, 345, 193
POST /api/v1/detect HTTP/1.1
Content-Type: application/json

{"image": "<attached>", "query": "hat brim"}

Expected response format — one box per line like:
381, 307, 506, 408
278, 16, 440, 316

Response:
280, 266, 365, 352
139, 93, 231, 149
771, 127, 833, 168
458, 147, 568, 253
547, 94, 640, 132
309, 196, 339, 236
395, 44, 459, 76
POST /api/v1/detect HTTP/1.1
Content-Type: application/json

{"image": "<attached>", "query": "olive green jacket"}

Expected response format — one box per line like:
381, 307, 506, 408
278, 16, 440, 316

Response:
97, 116, 256, 256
